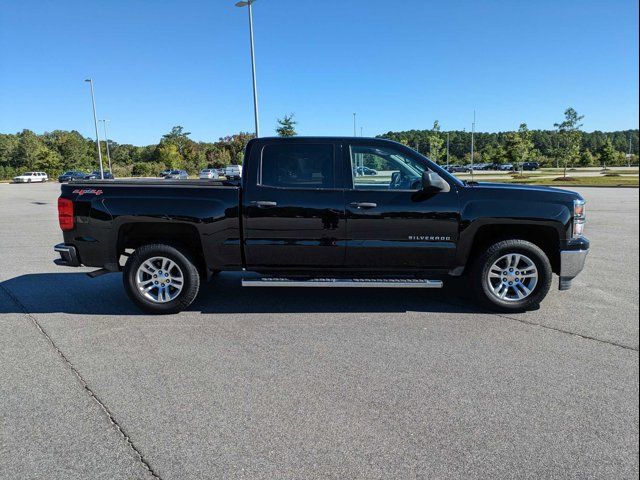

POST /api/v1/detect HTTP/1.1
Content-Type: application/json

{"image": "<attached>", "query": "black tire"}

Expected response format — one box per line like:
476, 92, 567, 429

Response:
472, 239, 552, 312
123, 244, 200, 314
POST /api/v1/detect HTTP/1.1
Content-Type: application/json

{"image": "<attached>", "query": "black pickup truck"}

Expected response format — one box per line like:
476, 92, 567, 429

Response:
54, 137, 589, 314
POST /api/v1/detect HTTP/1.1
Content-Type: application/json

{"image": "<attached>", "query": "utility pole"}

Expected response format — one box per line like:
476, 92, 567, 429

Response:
629, 134, 633, 167
446, 131, 450, 168
100, 119, 112, 173
84, 79, 104, 179
470, 110, 476, 181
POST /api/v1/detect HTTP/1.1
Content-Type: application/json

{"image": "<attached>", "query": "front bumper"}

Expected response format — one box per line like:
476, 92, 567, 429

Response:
558, 248, 589, 291
54, 243, 80, 267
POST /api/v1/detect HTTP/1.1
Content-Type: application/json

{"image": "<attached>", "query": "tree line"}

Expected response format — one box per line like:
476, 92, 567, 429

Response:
0, 127, 254, 180
0, 108, 637, 180
378, 108, 638, 169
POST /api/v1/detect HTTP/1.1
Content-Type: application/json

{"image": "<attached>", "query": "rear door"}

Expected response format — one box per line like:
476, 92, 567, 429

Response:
242, 139, 346, 269
343, 141, 460, 270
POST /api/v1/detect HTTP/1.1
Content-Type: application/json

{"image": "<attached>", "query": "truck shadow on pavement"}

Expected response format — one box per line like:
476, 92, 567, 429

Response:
0, 271, 484, 316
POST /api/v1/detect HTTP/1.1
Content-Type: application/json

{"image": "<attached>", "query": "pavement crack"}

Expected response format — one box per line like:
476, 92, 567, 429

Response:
492, 311, 639, 352
435, 295, 638, 352
0, 283, 163, 480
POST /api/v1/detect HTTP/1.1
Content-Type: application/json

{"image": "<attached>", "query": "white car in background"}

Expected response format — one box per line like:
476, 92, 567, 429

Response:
224, 165, 243, 180
13, 171, 48, 183
199, 168, 220, 180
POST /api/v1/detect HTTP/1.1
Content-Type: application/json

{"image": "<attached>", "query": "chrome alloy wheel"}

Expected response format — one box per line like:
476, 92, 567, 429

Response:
487, 253, 538, 302
135, 256, 184, 303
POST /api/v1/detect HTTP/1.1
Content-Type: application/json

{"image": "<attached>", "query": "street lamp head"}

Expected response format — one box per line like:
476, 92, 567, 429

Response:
84, 78, 91, 82
235, 0, 255, 6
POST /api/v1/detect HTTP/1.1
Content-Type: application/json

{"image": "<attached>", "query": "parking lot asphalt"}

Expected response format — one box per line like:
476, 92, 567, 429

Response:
0, 182, 638, 479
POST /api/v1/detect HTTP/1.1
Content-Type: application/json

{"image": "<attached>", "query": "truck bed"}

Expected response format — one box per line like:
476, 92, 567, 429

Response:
67, 178, 239, 187
59, 179, 243, 272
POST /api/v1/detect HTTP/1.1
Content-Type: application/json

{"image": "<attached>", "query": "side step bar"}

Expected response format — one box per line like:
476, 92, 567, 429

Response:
242, 278, 443, 288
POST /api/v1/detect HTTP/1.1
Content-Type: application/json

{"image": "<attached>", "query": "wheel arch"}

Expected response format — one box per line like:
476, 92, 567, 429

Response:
117, 222, 206, 276
457, 222, 563, 275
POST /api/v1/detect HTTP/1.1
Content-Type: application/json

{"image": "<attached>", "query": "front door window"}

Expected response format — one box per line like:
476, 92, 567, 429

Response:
350, 145, 426, 191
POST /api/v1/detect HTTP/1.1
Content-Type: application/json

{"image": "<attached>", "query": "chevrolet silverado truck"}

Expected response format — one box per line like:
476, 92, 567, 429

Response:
54, 137, 589, 314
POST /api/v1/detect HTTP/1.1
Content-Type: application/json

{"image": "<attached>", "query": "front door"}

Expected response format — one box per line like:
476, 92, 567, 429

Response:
242, 140, 346, 269
344, 141, 460, 271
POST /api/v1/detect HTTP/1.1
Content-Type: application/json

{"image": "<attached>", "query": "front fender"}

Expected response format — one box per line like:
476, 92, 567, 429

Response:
453, 197, 572, 271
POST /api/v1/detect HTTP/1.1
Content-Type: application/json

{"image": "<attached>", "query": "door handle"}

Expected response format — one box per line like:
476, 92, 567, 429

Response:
251, 200, 278, 208
350, 202, 377, 209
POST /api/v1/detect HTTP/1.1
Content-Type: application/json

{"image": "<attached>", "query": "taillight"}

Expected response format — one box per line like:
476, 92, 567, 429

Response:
58, 198, 74, 231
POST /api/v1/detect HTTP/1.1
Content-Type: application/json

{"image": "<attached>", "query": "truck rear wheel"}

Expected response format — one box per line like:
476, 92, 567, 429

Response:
472, 239, 552, 312
123, 244, 200, 314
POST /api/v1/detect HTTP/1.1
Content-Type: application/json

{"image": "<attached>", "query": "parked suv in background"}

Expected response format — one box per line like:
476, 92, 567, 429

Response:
224, 165, 243, 180
354, 166, 378, 176
446, 165, 471, 173
13, 172, 48, 183
84, 171, 114, 180
522, 162, 540, 171
164, 170, 188, 179
199, 169, 219, 179
58, 171, 86, 182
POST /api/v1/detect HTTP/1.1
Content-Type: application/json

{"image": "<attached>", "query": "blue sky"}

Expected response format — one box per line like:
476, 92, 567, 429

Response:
0, 0, 637, 145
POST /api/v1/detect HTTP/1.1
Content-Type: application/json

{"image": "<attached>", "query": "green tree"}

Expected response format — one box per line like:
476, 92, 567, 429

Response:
14, 129, 45, 170
598, 138, 617, 169
218, 132, 254, 165
162, 126, 192, 156
579, 149, 596, 167
554, 107, 584, 177
506, 123, 534, 173
427, 121, 445, 163
34, 147, 63, 174
276, 114, 297, 137
0, 134, 19, 173
206, 145, 232, 168
483, 143, 509, 166
46, 130, 94, 171
156, 143, 184, 170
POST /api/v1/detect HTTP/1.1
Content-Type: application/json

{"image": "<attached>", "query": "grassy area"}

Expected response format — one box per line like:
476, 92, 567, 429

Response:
601, 169, 640, 175
502, 175, 639, 187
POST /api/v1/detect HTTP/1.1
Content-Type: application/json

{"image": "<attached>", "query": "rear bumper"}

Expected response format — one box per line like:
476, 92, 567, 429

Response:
54, 243, 80, 267
558, 248, 589, 291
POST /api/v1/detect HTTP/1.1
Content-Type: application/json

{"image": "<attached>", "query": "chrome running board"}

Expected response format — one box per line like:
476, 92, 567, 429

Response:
241, 278, 443, 288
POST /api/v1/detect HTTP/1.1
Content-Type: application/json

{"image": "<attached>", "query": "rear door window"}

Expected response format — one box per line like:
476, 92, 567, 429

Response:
260, 144, 335, 189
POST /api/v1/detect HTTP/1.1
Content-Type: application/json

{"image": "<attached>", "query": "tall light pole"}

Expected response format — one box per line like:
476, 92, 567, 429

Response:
84, 79, 104, 179
446, 131, 450, 168
470, 110, 476, 181
236, 0, 260, 137
100, 119, 112, 173
353, 113, 357, 137
360, 126, 363, 137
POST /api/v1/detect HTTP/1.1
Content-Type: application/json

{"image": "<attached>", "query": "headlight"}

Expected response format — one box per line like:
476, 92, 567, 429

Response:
573, 199, 586, 238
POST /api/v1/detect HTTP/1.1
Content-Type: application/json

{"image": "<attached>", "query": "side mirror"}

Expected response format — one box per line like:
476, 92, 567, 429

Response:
422, 171, 450, 192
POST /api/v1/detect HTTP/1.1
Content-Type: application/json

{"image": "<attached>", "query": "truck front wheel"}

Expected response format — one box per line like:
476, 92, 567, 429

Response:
472, 239, 552, 312
123, 244, 200, 314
